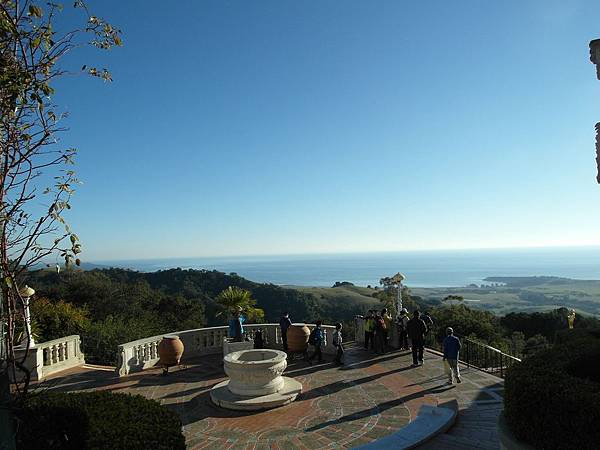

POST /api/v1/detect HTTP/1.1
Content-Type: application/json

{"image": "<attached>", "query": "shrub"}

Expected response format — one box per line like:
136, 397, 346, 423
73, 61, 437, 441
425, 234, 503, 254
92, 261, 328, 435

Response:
504, 333, 600, 450
32, 298, 90, 342
16, 391, 186, 450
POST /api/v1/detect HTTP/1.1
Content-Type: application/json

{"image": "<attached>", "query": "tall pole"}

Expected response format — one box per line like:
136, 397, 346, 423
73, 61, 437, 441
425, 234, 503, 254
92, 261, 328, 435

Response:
396, 282, 402, 320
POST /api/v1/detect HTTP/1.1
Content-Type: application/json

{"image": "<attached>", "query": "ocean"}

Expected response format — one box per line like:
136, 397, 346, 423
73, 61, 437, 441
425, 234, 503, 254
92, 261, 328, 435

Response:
93, 247, 600, 288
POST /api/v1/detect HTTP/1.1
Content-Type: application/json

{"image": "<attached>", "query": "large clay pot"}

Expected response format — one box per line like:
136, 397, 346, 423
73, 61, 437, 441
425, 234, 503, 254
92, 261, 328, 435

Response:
286, 324, 310, 353
158, 335, 184, 367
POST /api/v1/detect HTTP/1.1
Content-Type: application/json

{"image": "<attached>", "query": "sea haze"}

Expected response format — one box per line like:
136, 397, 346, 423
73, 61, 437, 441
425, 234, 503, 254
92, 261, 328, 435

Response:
92, 247, 600, 288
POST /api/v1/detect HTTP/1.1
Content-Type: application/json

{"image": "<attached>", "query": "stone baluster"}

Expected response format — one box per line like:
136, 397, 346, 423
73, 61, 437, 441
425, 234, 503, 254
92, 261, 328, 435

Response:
51, 345, 58, 364
265, 325, 277, 347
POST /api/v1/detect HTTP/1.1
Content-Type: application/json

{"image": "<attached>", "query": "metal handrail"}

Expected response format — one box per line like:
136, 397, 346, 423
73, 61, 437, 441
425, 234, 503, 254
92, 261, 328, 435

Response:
425, 330, 521, 378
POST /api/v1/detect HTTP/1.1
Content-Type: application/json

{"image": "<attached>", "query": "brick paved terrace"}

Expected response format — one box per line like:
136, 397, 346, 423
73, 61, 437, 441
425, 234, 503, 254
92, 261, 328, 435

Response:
36, 344, 504, 449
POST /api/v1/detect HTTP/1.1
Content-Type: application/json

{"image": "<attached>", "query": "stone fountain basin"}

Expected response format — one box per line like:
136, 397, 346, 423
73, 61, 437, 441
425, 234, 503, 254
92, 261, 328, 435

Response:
224, 349, 287, 396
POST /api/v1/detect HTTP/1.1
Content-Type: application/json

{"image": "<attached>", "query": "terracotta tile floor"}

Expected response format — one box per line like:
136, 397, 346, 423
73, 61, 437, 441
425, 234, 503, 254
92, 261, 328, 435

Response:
36, 345, 504, 449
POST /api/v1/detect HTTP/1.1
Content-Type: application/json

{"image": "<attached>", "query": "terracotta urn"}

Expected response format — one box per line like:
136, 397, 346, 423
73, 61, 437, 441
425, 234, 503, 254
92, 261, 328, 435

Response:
286, 324, 310, 353
158, 335, 184, 367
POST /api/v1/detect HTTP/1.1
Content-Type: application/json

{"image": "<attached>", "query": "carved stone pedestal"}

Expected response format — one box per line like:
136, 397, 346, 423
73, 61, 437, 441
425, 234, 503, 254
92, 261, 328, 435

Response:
210, 349, 302, 411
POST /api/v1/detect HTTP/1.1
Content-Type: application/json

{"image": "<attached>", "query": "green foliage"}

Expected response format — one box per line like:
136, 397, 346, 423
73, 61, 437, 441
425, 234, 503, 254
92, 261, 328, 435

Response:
504, 334, 600, 449
215, 286, 264, 322
31, 297, 90, 342
443, 295, 464, 302
25, 268, 327, 364
84, 315, 164, 366
429, 303, 502, 345
501, 307, 600, 341
16, 391, 185, 450
26, 269, 206, 364
522, 333, 550, 356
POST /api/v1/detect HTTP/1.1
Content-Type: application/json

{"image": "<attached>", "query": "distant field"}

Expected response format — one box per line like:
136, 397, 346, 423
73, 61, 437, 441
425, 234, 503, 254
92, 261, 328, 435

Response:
289, 284, 380, 316
412, 276, 600, 316
291, 277, 600, 317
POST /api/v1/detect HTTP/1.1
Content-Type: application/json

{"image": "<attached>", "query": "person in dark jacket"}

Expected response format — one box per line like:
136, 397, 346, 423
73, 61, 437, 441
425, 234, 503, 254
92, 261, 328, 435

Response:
406, 310, 427, 366
442, 327, 462, 384
308, 320, 324, 364
279, 312, 292, 352
397, 308, 410, 350
373, 311, 386, 355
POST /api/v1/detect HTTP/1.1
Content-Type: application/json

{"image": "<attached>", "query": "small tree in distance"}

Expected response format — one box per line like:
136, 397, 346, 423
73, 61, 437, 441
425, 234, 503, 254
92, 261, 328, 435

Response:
443, 294, 465, 303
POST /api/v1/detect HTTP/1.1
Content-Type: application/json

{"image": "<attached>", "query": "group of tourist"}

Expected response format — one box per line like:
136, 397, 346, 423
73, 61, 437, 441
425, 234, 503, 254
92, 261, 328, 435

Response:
361, 308, 394, 354
275, 308, 462, 385
360, 308, 461, 384
279, 312, 345, 366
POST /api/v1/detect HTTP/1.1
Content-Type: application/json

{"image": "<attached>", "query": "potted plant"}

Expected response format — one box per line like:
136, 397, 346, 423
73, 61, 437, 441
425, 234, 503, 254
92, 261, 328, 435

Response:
216, 287, 264, 355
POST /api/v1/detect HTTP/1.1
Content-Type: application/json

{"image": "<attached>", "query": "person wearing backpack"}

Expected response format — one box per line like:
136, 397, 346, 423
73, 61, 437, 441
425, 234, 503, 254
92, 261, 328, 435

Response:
373, 312, 386, 355
308, 320, 324, 364
397, 308, 410, 350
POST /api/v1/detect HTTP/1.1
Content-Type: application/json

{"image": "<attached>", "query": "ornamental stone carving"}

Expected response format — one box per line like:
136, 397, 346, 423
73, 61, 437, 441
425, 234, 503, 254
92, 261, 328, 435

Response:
224, 349, 287, 396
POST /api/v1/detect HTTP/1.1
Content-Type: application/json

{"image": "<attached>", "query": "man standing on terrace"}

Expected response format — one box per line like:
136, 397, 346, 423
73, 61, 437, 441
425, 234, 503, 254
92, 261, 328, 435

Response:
406, 310, 427, 366
443, 327, 462, 384
280, 312, 292, 353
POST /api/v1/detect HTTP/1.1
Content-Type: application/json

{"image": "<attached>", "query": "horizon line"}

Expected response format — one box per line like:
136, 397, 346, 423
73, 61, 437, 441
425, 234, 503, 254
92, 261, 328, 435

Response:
88, 243, 600, 264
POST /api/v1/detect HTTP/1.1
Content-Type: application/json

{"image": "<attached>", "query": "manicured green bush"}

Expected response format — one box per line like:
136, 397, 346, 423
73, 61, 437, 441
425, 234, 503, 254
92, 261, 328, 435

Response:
16, 391, 186, 450
554, 327, 600, 345
504, 333, 600, 450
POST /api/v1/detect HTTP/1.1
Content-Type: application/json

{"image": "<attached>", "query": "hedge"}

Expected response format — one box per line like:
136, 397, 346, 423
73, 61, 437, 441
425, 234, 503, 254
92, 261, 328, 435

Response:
504, 331, 600, 450
16, 391, 186, 450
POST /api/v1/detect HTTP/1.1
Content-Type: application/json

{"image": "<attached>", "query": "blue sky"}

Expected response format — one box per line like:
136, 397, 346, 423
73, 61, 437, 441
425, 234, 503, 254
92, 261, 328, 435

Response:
49, 0, 600, 261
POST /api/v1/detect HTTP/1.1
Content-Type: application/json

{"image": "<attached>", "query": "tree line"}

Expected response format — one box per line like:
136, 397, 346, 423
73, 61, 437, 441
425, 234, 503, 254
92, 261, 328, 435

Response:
22, 267, 600, 365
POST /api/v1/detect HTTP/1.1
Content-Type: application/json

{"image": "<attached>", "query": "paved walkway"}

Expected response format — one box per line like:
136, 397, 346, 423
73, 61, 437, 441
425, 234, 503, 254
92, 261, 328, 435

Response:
37, 345, 503, 449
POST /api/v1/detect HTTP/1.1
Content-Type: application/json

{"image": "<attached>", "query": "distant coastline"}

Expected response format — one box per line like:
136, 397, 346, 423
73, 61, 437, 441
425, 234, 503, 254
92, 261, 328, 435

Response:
88, 247, 600, 288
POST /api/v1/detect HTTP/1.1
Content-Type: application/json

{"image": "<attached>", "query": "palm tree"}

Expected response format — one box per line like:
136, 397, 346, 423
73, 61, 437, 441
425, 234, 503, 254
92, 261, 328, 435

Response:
215, 287, 264, 322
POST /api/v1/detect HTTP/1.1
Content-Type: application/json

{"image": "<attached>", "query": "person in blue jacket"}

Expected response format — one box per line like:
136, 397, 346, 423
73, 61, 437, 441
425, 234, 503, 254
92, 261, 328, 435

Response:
228, 310, 245, 342
308, 320, 324, 364
442, 327, 462, 384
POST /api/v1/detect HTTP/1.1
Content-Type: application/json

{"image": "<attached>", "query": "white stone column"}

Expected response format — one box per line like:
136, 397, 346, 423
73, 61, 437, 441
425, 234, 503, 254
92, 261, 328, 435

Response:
19, 285, 36, 349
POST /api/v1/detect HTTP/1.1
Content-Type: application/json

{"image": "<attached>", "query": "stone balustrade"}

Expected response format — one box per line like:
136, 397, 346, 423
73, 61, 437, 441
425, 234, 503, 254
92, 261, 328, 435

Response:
117, 323, 337, 377
13, 335, 85, 382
